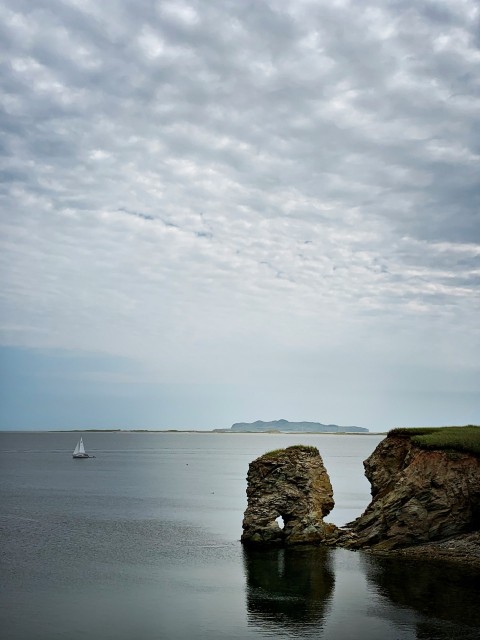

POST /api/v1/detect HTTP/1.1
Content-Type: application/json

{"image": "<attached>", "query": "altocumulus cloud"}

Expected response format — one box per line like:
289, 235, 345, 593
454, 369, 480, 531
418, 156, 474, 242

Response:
0, 0, 479, 429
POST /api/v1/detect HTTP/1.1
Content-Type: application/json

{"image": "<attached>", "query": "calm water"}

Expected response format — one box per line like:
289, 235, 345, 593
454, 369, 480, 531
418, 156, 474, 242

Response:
1, 432, 479, 640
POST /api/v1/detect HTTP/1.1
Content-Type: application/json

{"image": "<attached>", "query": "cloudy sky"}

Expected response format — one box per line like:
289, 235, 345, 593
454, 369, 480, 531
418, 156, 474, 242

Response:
0, 0, 479, 431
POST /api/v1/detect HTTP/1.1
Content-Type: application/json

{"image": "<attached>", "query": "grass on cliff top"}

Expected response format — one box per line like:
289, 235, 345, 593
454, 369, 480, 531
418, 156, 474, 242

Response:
260, 445, 319, 459
388, 425, 480, 456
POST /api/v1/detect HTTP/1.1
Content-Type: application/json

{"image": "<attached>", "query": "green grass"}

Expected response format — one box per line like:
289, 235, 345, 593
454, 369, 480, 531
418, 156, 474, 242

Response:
388, 425, 480, 456
260, 445, 319, 459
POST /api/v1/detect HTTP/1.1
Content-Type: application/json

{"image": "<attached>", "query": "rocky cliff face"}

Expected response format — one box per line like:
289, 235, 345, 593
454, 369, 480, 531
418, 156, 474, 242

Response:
242, 434, 480, 557
345, 435, 480, 550
241, 446, 336, 545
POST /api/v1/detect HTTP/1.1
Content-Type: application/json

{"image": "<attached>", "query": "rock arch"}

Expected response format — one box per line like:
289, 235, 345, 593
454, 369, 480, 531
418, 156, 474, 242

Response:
241, 445, 335, 546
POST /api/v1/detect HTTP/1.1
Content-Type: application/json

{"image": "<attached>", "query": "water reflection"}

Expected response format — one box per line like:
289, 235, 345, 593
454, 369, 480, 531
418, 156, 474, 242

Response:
244, 546, 480, 640
243, 546, 335, 636
361, 554, 480, 639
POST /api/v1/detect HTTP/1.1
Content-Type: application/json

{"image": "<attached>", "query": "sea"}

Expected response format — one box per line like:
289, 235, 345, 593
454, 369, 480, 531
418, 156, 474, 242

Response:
1, 431, 479, 640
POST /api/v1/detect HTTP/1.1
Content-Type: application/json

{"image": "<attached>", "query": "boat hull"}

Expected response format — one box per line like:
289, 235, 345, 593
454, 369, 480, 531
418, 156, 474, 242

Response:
72, 454, 90, 459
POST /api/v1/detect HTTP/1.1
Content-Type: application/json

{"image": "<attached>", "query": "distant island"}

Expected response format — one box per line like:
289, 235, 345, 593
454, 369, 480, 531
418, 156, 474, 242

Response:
218, 419, 369, 433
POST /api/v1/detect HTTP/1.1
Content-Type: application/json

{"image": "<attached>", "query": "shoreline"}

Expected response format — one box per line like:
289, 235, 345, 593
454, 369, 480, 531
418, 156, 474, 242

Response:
365, 531, 480, 570
0, 429, 384, 435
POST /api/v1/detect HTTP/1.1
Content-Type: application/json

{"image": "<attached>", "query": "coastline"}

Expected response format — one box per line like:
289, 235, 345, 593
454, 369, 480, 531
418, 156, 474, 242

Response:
0, 429, 385, 435
367, 531, 480, 570
42, 429, 383, 435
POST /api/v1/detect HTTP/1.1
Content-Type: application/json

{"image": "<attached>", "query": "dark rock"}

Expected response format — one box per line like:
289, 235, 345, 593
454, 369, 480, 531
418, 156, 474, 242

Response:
241, 446, 337, 546
344, 435, 480, 550
241, 433, 480, 567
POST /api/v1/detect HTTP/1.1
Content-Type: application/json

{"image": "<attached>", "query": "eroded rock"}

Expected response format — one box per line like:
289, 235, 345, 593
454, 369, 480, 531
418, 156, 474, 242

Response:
242, 433, 480, 561
344, 435, 480, 550
241, 445, 336, 546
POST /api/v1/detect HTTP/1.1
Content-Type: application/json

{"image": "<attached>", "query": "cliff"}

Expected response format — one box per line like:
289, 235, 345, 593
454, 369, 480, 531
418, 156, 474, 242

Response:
231, 419, 368, 433
344, 429, 480, 551
241, 427, 480, 564
241, 446, 336, 545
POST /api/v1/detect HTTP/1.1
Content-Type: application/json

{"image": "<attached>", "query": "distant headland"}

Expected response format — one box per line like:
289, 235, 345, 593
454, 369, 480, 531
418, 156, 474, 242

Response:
215, 419, 369, 433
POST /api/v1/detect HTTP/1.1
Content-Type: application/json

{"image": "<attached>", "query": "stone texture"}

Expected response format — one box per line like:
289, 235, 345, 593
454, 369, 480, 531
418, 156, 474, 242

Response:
241, 446, 336, 546
382, 531, 480, 568
345, 435, 480, 550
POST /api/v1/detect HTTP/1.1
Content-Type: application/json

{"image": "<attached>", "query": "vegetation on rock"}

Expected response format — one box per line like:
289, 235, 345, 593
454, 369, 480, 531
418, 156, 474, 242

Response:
388, 425, 480, 456
260, 445, 319, 460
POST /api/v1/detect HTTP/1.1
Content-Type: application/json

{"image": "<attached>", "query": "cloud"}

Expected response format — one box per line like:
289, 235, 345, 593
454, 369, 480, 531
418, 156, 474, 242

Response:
0, 0, 479, 428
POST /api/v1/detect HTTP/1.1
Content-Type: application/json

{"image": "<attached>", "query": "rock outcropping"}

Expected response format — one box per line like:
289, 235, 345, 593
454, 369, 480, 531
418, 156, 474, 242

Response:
345, 434, 480, 550
242, 431, 480, 562
241, 446, 336, 545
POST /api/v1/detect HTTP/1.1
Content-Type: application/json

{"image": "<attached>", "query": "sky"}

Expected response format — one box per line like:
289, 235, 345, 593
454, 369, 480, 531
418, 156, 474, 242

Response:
0, 0, 479, 431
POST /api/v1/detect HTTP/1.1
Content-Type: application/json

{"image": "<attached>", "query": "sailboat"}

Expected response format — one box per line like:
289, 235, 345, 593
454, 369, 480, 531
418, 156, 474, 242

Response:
72, 437, 92, 459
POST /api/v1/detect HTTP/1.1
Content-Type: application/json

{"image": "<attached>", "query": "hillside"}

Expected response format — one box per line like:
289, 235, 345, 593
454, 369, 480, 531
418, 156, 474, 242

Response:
230, 419, 368, 433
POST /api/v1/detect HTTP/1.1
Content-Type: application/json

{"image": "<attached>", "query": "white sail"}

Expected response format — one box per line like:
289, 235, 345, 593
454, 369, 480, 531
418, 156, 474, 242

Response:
73, 438, 86, 455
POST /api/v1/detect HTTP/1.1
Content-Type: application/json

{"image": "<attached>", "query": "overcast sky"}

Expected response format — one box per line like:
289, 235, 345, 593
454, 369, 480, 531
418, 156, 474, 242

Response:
0, 0, 479, 431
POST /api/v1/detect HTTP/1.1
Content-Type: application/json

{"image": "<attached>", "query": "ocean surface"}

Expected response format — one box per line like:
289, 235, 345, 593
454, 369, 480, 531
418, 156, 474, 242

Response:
1, 431, 479, 640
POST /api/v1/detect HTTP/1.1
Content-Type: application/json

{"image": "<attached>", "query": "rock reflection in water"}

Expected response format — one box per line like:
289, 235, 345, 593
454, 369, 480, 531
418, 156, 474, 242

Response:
361, 554, 480, 640
243, 546, 334, 635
